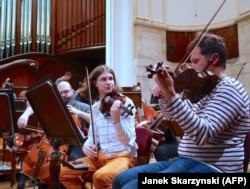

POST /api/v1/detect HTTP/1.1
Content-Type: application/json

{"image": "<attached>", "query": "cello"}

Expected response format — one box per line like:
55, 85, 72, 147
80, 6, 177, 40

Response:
12, 126, 45, 160
67, 89, 85, 131
21, 137, 68, 184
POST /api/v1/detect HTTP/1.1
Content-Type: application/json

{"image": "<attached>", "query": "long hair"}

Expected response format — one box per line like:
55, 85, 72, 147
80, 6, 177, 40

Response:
79, 65, 122, 103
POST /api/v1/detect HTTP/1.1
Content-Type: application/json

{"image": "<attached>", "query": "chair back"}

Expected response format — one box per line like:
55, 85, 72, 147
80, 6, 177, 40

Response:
135, 127, 152, 158
244, 131, 250, 172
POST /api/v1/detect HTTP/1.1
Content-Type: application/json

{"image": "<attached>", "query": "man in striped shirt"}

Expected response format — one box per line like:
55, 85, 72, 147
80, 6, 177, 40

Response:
112, 33, 250, 189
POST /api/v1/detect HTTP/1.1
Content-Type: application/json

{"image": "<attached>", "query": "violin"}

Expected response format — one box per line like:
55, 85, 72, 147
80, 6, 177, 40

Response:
99, 92, 134, 117
146, 61, 220, 103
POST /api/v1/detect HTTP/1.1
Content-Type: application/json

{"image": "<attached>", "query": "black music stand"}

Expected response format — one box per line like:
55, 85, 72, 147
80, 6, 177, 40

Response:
25, 77, 84, 147
0, 88, 18, 136
25, 77, 86, 188
0, 88, 18, 188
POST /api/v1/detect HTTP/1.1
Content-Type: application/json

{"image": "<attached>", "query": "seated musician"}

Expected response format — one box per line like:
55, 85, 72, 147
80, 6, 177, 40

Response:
57, 65, 138, 189
14, 80, 90, 189
112, 33, 250, 189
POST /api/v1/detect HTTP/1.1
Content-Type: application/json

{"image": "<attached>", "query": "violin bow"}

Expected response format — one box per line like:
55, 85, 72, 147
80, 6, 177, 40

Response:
85, 66, 98, 151
236, 62, 246, 80
22, 125, 44, 133
177, 0, 226, 69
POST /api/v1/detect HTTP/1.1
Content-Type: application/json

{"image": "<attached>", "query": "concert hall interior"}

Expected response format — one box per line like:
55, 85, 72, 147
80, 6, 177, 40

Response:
1, 0, 250, 189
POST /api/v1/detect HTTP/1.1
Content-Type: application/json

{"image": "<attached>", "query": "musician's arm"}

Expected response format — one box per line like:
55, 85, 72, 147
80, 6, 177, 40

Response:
77, 111, 90, 124
67, 104, 90, 124
17, 106, 34, 128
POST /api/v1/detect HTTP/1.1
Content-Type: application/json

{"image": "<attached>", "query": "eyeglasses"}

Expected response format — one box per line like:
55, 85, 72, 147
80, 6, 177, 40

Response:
59, 90, 71, 95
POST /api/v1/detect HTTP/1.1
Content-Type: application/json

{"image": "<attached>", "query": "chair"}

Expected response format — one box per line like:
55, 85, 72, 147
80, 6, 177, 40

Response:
0, 89, 18, 188
81, 126, 152, 189
136, 127, 153, 165
244, 131, 250, 172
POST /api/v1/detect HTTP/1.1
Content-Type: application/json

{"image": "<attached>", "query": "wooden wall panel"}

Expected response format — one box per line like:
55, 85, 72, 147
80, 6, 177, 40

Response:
167, 31, 195, 62
1, 0, 105, 58
52, 0, 105, 53
167, 24, 239, 63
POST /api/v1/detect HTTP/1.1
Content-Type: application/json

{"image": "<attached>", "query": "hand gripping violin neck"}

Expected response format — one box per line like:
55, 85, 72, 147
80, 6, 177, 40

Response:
146, 62, 220, 103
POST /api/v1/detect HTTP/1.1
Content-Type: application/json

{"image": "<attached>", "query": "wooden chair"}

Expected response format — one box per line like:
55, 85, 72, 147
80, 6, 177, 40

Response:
0, 88, 18, 188
136, 127, 153, 165
81, 127, 152, 189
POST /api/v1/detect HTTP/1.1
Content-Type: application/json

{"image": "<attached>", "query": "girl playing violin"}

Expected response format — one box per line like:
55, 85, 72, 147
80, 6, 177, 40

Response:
58, 65, 138, 189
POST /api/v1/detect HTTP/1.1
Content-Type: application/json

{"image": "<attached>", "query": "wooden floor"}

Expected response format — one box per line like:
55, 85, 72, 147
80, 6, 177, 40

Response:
1, 159, 250, 189
0, 175, 93, 189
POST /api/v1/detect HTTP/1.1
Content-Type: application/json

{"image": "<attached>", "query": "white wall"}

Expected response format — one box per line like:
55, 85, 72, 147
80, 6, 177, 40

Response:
135, 0, 248, 28
132, 0, 250, 104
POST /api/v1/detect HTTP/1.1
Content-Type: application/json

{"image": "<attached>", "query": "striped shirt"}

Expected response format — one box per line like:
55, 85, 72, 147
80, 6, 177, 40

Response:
83, 95, 138, 157
159, 76, 250, 173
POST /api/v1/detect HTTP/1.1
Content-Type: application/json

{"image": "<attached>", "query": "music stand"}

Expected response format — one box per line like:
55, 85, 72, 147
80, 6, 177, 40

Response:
25, 77, 84, 147
0, 88, 18, 136
24, 78, 88, 188
0, 88, 18, 188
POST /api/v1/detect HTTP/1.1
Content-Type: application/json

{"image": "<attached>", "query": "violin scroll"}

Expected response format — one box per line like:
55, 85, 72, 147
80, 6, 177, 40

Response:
146, 62, 164, 78
146, 62, 172, 78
